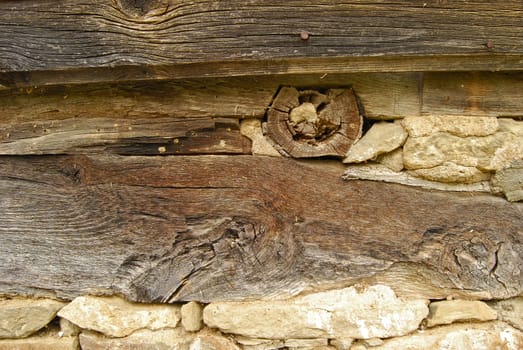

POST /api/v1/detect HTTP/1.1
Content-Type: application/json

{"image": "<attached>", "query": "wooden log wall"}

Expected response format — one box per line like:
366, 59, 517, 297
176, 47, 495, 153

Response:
1, 1, 523, 87
0, 1, 522, 304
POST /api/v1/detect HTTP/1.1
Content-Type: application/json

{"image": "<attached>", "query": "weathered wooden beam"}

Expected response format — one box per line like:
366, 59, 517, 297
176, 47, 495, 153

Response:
0, 73, 422, 124
0, 155, 521, 302
0, 78, 275, 122
2, 72, 523, 128
0, 117, 250, 155
1, 1, 522, 87
422, 72, 523, 118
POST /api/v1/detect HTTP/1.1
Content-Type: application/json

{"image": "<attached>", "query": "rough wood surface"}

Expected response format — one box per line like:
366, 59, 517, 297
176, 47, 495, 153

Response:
0, 78, 275, 122
266, 87, 362, 158
0, 73, 421, 124
422, 72, 523, 117
1, 1, 523, 87
2, 72, 522, 127
0, 117, 250, 155
1, 155, 521, 302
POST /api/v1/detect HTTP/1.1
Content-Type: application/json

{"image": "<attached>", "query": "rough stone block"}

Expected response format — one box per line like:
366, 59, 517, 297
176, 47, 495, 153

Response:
0, 334, 78, 350
235, 336, 284, 349
0, 297, 65, 339
403, 132, 523, 172
181, 301, 204, 332
402, 116, 499, 137
377, 148, 404, 172
409, 162, 491, 183
203, 285, 428, 340
490, 297, 523, 332
240, 119, 281, 157
284, 338, 328, 347
329, 338, 354, 350
498, 118, 523, 135
491, 159, 523, 202
360, 321, 523, 350
58, 296, 180, 337
344, 122, 407, 163
79, 329, 240, 350
426, 300, 497, 327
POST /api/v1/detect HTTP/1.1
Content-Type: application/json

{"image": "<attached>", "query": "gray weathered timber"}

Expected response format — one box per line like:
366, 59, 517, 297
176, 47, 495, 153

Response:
0, 155, 521, 302
1, 1, 523, 87
0, 117, 250, 155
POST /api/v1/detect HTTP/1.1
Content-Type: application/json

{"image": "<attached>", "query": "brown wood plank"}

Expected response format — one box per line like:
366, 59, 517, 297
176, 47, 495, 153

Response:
0, 78, 275, 122
4, 71, 522, 126
0, 117, 250, 155
0, 155, 521, 302
422, 72, 523, 117
1, 1, 523, 87
0, 73, 421, 124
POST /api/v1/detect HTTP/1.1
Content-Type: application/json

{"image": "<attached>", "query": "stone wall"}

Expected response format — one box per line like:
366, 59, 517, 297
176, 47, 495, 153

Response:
2, 285, 523, 350
2, 115, 522, 350
242, 115, 523, 201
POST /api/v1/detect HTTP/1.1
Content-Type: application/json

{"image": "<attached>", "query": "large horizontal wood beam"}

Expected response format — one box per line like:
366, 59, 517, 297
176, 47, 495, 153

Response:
1, 155, 521, 302
1, 1, 523, 87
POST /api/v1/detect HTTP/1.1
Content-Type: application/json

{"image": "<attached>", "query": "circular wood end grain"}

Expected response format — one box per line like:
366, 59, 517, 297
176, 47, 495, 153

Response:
266, 87, 362, 158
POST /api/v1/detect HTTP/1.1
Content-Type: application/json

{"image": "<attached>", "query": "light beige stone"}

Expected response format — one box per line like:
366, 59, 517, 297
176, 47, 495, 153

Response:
58, 296, 180, 338
0, 335, 78, 350
79, 329, 186, 350
285, 338, 328, 347
0, 297, 66, 338
288, 347, 335, 350
491, 297, 523, 331
348, 342, 367, 350
343, 122, 407, 163
329, 338, 354, 350
402, 116, 499, 137
498, 118, 523, 135
403, 131, 523, 171
409, 162, 491, 184
343, 164, 492, 192
361, 337, 384, 346
235, 336, 284, 350
377, 148, 404, 172
242, 345, 284, 350
189, 330, 242, 350
290, 103, 318, 124
426, 300, 497, 327
240, 119, 281, 156
59, 318, 80, 337
181, 301, 204, 332
361, 321, 523, 350
491, 159, 523, 201
80, 328, 240, 350
204, 285, 428, 340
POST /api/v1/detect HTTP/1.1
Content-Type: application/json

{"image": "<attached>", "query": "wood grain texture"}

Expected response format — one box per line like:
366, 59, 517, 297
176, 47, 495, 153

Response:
1, 155, 521, 302
0, 117, 251, 155
266, 87, 362, 158
0, 73, 421, 124
2, 71, 522, 128
1, 1, 523, 87
0, 78, 275, 122
422, 72, 523, 117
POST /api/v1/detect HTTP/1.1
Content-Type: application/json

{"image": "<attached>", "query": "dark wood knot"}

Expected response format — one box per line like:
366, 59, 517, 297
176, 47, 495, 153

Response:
266, 87, 362, 158
117, 0, 169, 17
